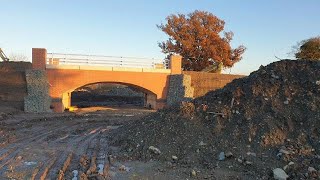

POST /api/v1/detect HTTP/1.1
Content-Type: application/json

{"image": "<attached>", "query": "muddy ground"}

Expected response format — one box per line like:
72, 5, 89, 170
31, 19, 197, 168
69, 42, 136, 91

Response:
1, 60, 319, 179
0, 107, 198, 180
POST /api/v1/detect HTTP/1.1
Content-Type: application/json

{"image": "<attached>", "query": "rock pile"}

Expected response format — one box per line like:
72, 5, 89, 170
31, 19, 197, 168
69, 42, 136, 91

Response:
110, 60, 320, 179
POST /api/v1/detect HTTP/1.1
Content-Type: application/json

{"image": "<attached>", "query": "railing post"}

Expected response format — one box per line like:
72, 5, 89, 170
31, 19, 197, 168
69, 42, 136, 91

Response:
50, 53, 53, 65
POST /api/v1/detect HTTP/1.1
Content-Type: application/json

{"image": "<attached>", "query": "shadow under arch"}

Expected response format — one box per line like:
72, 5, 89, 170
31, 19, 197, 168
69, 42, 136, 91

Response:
61, 81, 158, 110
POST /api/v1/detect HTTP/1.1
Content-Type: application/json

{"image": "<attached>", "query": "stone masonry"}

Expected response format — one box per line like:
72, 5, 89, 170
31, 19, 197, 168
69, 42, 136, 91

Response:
24, 70, 51, 112
167, 74, 194, 106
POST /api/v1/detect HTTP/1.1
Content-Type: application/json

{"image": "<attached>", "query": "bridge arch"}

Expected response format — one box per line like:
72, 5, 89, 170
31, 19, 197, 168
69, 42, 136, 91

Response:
62, 81, 158, 110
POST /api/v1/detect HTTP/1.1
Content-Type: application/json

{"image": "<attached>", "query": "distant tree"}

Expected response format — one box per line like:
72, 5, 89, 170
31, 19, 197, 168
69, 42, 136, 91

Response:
293, 36, 320, 61
158, 10, 246, 73
9, 53, 29, 62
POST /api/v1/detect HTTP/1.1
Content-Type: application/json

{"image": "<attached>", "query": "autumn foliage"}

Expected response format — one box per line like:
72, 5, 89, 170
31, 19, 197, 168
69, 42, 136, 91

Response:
294, 36, 320, 61
158, 10, 246, 72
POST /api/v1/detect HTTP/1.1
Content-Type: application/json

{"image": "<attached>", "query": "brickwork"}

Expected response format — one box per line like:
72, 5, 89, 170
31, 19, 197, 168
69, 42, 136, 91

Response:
183, 71, 245, 97
32, 48, 47, 70
170, 55, 182, 74
46, 69, 171, 112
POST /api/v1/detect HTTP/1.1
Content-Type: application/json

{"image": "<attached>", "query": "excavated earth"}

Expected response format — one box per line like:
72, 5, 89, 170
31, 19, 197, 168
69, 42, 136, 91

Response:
110, 60, 320, 179
0, 60, 319, 179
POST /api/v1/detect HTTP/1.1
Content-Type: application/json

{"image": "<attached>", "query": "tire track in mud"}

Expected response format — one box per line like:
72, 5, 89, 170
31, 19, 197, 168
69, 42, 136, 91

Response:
57, 152, 73, 180
0, 112, 123, 179
30, 162, 43, 180
0, 121, 89, 165
98, 132, 111, 178
0, 123, 70, 170
9, 120, 79, 144
64, 128, 104, 179
0, 147, 17, 161
82, 131, 101, 178
68, 127, 111, 179
0, 122, 83, 174
26, 126, 102, 180
1, 114, 93, 149
47, 127, 102, 179
74, 129, 111, 179
0, 147, 20, 176
0, 121, 77, 152
31, 125, 105, 179
36, 156, 57, 180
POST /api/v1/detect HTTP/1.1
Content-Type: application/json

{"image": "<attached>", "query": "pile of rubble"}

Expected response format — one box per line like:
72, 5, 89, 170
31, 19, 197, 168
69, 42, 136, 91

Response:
110, 60, 320, 179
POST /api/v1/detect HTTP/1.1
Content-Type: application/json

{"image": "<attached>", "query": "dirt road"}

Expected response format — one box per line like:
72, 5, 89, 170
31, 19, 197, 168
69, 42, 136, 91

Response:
0, 107, 180, 179
0, 106, 283, 180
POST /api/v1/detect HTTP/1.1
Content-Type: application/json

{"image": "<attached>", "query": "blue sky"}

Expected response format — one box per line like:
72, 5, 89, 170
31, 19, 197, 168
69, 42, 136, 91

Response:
1, 0, 319, 74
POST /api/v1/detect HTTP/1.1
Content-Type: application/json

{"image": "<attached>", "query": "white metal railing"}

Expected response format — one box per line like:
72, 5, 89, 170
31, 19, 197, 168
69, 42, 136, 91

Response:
46, 53, 167, 69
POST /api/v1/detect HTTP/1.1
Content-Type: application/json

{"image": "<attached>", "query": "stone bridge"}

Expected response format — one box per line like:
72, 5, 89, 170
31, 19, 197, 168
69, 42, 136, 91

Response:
31, 48, 183, 112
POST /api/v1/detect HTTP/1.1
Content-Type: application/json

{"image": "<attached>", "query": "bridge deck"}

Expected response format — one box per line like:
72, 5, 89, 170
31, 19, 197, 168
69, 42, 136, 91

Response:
46, 64, 171, 73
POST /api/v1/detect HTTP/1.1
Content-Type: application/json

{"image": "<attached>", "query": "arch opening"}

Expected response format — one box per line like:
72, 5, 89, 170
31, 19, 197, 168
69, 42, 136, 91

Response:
65, 82, 157, 110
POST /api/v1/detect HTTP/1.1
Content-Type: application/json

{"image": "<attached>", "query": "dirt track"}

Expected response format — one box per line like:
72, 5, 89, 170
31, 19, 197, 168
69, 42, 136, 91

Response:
0, 107, 182, 179
0, 107, 252, 180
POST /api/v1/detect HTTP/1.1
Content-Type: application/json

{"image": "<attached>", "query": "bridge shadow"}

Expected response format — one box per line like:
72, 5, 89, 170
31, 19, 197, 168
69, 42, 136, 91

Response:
70, 82, 152, 109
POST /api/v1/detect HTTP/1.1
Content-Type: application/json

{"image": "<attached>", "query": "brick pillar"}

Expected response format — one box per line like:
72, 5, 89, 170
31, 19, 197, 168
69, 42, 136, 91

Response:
170, 54, 182, 74
32, 48, 47, 70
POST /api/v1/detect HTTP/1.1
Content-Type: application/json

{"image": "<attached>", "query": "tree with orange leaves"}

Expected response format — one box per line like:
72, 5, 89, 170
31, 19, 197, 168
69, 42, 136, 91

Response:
158, 10, 246, 73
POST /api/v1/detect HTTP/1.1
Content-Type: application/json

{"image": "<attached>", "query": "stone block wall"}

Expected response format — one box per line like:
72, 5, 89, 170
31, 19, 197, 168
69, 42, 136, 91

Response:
167, 74, 194, 106
24, 70, 51, 112
183, 71, 245, 97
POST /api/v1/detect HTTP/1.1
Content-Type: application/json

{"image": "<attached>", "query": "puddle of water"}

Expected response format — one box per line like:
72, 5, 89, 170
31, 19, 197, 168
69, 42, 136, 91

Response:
98, 164, 104, 174
24, 161, 37, 166
72, 170, 78, 180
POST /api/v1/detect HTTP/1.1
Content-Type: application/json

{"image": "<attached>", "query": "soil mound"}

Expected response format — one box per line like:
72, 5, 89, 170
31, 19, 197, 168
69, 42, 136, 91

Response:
0, 62, 31, 111
0, 61, 31, 72
110, 60, 320, 178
